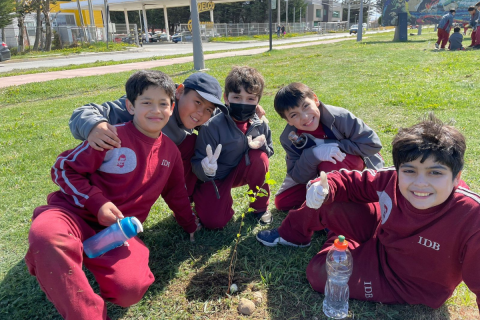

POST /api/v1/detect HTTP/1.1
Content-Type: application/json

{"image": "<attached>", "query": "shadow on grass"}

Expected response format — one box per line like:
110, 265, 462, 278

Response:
363, 39, 432, 45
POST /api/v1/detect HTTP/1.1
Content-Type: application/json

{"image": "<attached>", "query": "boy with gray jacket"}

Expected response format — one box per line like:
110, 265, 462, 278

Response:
191, 66, 274, 229
273, 82, 384, 212
257, 82, 384, 248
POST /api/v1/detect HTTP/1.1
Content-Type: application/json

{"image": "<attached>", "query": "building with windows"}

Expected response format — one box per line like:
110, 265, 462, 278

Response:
306, 0, 343, 25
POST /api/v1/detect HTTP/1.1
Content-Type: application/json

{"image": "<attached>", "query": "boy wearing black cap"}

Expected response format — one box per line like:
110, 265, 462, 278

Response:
436, 9, 456, 49
191, 66, 274, 229
69, 72, 226, 197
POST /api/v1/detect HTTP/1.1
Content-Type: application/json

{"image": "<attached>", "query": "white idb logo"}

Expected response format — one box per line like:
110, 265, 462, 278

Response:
418, 236, 440, 251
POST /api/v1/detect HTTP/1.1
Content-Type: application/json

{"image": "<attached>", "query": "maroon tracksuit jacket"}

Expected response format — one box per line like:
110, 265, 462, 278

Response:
307, 167, 480, 310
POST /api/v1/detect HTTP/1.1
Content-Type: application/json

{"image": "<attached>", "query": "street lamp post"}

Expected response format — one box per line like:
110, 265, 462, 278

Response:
286, 0, 288, 26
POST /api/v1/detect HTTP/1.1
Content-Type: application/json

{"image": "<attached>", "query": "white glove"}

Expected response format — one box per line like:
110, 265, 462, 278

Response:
306, 172, 329, 209
201, 144, 222, 177
313, 143, 346, 164
247, 134, 266, 149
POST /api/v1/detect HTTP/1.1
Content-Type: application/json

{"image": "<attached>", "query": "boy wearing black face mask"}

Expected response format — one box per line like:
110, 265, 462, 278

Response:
191, 66, 274, 229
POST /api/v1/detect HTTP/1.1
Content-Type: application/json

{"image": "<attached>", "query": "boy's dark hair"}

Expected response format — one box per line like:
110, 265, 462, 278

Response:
468, 6, 476, 11
125, 70, 175, 105
274, 82, 316, 119
454, 27, 461, 32
224, 66, 265, 102
392, 113, 466, 179
476, 2, 480, 7
450, 9, 456, 13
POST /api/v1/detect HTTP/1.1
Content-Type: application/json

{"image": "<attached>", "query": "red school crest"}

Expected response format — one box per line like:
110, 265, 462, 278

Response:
117, 154, 127, 168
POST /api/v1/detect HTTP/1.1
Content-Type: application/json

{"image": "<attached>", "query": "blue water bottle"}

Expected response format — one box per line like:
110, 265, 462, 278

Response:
83, 217, 143, 258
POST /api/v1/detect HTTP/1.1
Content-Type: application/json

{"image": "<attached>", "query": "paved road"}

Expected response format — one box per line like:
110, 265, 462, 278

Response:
0, 32, 362, 73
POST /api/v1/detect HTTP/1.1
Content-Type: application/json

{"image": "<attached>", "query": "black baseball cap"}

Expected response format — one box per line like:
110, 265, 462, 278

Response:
183, 73, 224, 107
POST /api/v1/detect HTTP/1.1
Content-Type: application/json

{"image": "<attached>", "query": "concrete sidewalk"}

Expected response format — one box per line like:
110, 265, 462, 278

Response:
0, 37, 354, 89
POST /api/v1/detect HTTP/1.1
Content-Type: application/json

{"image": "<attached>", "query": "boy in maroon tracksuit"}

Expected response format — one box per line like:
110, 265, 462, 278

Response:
24, 70, 200, 320
302, 114, 480, 309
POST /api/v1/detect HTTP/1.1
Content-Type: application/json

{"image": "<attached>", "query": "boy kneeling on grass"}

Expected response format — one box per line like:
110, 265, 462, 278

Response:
272, 82, 384, 212
191, 66, 274, 229
299, 114, 478, 309
25, 70, 200, 320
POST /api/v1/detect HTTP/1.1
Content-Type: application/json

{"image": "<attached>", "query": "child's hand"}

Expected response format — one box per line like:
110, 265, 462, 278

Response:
189, 217, 202, 243
247, 134, 266, 149
97, 202, 124, 226
313, 143, 346, 164
306, 172, 329, 209
255, 104, 266, 118
201, 144, 222, 177
87, 122, 121, 151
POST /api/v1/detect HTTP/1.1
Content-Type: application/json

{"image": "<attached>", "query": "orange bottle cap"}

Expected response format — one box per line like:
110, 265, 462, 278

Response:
334, 235, 348, 251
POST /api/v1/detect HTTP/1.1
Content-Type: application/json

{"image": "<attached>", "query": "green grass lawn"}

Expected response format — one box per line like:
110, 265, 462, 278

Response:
1, 30, 480, 319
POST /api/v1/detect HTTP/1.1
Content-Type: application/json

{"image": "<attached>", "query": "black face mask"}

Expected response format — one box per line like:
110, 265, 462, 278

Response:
228, 102, 256, 122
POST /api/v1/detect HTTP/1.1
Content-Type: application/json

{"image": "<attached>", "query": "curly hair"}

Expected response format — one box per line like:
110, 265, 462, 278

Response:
224, 66, 265, 102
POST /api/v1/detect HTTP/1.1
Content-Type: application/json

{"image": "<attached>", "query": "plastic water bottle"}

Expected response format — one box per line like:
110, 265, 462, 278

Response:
323, 235, 353, 319
83, 217, 143, 258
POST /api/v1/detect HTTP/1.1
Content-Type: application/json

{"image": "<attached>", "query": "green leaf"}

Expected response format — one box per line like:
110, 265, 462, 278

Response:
247, 208, 255, 212
241, 222, 244, 226
247, 190, 254, 195
242, 212, 246, 217
249, 197, 256, 203
260, 188, 268, 194
257, 193, 266, 197
237, 234, 240, 238
256, 186, 260, 190
265, 171, 271, 180
266, 179, 276, 185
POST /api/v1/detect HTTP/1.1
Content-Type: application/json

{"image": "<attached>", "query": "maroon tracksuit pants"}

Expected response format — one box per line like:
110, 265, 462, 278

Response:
437, 28, 450, 48
24, 206, 154, 320
193, 149, 269, 229
298, 201, 402, 304
274, 153, 365, 211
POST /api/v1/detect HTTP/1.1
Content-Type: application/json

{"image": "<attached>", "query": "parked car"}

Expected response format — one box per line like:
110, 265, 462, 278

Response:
0, 42, 11, 62
312, 26, 322, 32
172, 32, 192, 43
158, 33, 171, 41
350, 24, 366, 34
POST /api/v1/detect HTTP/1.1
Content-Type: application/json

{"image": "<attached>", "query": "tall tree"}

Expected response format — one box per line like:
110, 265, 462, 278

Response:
0, 0, 16, 43
41, 0, 51, 50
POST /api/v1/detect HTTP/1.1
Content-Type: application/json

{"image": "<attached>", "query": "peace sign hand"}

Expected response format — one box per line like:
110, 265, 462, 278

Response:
201, 144, 222, 177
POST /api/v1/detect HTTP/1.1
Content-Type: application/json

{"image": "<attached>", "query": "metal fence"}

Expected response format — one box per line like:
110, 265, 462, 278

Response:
175, 21, 351, 40
1, 23, 138, 50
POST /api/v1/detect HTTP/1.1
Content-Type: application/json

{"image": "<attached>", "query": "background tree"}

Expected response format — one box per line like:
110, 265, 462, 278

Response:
0, 0, 16, 43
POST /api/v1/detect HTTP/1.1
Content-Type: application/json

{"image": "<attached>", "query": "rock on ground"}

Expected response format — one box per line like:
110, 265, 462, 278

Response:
238, 298, 256, 315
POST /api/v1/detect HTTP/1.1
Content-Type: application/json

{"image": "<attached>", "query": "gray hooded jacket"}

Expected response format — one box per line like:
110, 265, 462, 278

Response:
69, 96, 193, 145
276, 103, 384, 195
191, 104, 274, 182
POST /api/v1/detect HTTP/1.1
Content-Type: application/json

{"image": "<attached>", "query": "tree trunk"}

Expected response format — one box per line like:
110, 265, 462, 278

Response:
1, 28, 5, 43
17, 15, 25, 52
43, 0, 52, 51
33, 7, 41, 50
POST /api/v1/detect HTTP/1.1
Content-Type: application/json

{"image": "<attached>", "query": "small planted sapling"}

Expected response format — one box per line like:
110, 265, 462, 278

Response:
227, 172, 276, 294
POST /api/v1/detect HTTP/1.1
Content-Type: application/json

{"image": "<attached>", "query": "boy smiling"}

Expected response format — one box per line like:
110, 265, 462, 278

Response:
25, 70, 200, 320
272, 82, 384, 212
303, 114, 479, 309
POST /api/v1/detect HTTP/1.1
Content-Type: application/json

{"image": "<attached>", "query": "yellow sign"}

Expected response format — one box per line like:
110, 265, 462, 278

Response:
198, 1, 215, 13
187, 20, 214, 32
188, 2, 215, 32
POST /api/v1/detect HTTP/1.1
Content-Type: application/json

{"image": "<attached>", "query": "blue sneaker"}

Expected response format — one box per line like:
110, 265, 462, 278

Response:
256, 228, 310, 247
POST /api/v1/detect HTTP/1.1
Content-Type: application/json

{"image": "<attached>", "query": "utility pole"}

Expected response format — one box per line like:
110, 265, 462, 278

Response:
190, 0, 205, 70
357, 0, 363, 41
